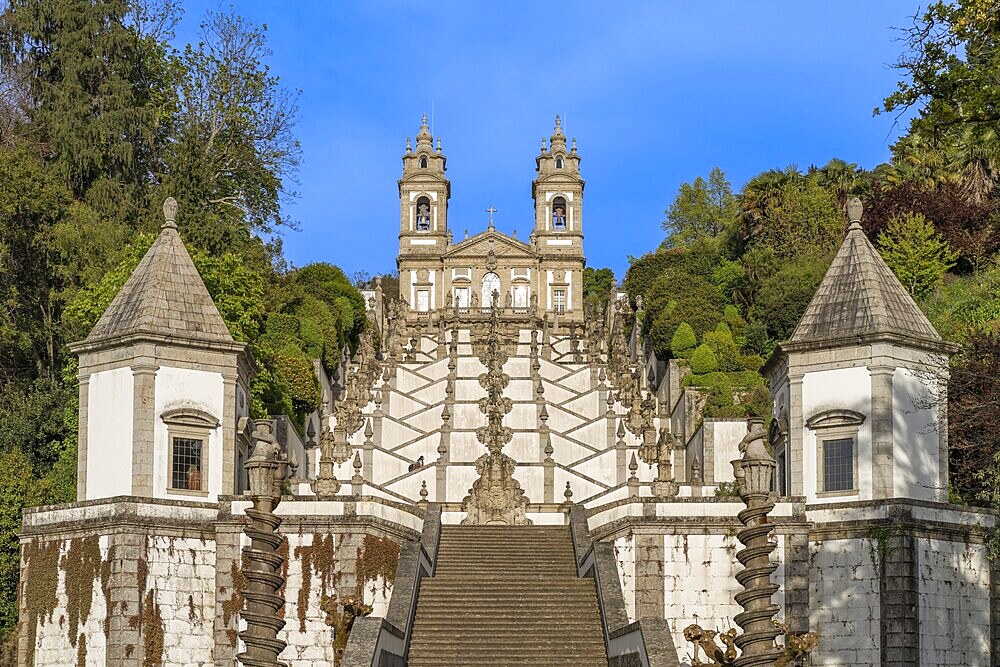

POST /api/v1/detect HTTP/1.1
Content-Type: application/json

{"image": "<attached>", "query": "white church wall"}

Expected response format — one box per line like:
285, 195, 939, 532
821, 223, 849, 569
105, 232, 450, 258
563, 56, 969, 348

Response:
917, 537, 991, 666
153, 366, 225, 501
704, 420, 747, 484
86, 366, 134, 499
892, 367, 941, 502
801, 366, 872, 503
808, 537, 880, 666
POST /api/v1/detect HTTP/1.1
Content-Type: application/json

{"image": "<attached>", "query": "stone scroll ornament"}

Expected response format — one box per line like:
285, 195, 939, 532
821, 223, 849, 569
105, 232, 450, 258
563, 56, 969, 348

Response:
461, 296, 531, 525
238, 421, 292, 667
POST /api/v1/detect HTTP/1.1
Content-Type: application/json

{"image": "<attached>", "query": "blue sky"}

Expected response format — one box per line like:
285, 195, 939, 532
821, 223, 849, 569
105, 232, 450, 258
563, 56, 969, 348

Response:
172, 1, 921, 280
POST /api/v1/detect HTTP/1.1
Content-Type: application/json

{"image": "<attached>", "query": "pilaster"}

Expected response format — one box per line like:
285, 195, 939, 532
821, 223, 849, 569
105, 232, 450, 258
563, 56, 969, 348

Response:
879, 530, 919, 666
130, 360, 158, 497
871, 366, 895, 499
634, 532, 665, 621
77, 373, 90, 501
221, 371, 238, 496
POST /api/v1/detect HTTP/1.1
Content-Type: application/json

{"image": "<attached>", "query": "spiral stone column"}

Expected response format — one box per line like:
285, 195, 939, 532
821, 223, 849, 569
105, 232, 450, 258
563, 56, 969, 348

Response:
238, 421, 290, 667
732, 418, 781, 667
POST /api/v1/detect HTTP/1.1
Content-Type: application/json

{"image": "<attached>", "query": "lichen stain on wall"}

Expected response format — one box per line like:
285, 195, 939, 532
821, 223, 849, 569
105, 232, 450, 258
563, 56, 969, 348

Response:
356, 534, 400, 598
294, 533, 339, 632
22, 538, 61, 667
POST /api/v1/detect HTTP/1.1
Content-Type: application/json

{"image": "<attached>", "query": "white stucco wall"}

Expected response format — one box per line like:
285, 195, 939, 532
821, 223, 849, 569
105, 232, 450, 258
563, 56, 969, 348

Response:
146, 535, 217, 666
892, 367, 941, 502
153, 366, 225, 501
809, 538, 880, 666
86, 367, 135, 499
917, 538, 991, 666
801, 366, 872, 503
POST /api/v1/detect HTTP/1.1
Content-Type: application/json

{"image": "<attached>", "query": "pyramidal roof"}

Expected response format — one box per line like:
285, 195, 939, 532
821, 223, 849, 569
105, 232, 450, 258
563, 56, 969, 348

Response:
788, 214, 945, 350
76, 199, 236, 351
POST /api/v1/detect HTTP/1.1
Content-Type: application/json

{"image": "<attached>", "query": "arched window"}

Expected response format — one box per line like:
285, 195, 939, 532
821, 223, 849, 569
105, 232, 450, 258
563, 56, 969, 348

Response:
416, 196, 431, 231
555, 156, 564, 169
552, 196, 567, 230
419, 156, 428, 168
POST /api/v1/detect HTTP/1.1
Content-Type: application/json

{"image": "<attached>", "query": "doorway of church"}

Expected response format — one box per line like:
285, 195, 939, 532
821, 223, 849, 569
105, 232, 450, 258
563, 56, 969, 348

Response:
482, 272, 500, 307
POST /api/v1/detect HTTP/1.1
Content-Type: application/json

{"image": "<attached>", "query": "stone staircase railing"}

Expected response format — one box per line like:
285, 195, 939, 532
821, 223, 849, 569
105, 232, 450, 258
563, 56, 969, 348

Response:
341, 503, 441, 667
567, 505, 680, 667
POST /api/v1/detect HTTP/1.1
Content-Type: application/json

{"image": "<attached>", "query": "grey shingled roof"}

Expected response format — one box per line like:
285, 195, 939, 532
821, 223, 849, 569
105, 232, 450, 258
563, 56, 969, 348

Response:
789, 221, 942, 345
83, 224, 235, 346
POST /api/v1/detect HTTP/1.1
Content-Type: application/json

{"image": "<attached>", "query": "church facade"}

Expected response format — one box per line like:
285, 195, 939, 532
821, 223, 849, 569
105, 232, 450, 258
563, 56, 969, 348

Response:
14, 119, 999, 667
397, 115, 585, 323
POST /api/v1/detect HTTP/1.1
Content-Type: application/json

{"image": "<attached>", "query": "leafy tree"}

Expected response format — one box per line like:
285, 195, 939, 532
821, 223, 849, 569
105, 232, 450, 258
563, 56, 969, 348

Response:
670, 322, 697, 358
750, 258, 830, 342
747, 178, 844, 259
879, 1, 1000, 140
920, 263, 1000, 341
582, 267, 616, 314
864, 180, 998, 271
662, 167, 737, 247
163, 9, 301, 254
877, 212, 958, 298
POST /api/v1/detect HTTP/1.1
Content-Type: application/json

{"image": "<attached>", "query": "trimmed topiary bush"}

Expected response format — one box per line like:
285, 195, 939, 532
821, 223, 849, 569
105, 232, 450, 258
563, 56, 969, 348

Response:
670, 322, 697, 358
689, 343, 719, 374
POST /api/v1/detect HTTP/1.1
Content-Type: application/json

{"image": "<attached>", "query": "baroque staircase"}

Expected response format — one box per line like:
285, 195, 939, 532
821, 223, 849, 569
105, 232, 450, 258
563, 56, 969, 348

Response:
407, 524, 608, 666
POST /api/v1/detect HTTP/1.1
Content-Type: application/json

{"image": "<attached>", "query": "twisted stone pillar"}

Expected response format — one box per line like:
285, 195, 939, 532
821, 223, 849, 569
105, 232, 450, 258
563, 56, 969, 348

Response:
732, 418, 781, 667
238, 421, 290, 667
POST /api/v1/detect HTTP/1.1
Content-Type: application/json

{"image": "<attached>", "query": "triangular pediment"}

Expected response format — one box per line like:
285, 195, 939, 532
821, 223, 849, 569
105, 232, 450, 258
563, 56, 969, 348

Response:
445, 229, 537, 259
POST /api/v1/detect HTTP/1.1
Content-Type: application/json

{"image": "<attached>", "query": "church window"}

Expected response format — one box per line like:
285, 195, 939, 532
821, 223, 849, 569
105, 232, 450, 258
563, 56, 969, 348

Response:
553, 288, 566, 313
454, 287, 470, 309
419, 155, 428, 168
416, 196, 431, 231
416, 289, 430, 312
552, 197, 567, 230
513, 285, 528, 308
555, 156, 564, 169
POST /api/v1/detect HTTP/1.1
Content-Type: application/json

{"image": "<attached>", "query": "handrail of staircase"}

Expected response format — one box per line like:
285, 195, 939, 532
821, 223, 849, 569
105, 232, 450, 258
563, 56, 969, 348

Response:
342, 502, 442, 667
567, 504, 680, 667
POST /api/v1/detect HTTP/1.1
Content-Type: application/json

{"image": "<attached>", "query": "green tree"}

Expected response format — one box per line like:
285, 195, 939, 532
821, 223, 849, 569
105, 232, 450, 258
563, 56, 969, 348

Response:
163, 9, 301, 255
662, 167, 737, 247
749, 178, 844, 259
0, 0, 179, 221
877, 212, 958, 298
583, 267, 616, 315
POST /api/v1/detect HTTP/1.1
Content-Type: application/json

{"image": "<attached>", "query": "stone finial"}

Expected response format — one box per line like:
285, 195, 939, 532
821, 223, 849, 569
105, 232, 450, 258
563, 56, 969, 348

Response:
162, 197, 178, 229
306, 419, 316, 448
419, 480, 429, 505
616, 419, 626, 440
691, 455, 703, 486
562, 481, 574, 505
847, 196, 863, 225
541, 137, 548, 152
405, 136, 412, 153
436, 137, 442, 153
628, 453, 639, 478
571, 137, 578, 153
353, 451, 362, 476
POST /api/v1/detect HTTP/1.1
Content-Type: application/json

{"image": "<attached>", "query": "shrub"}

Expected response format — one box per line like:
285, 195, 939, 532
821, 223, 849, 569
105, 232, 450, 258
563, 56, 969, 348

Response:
689, 343, 719, 374
670, 322, 697, 358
